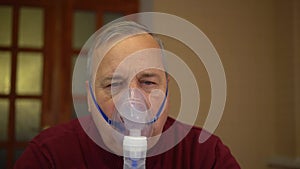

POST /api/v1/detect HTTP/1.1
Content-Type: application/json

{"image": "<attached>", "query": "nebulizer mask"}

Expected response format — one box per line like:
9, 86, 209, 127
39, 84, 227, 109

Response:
112, 88, 156, 137
114, 87, 163, 169
89, 74, 168, 169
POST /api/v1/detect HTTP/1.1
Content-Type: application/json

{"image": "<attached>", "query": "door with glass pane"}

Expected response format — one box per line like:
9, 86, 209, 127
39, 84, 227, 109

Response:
0, 1, 138, 168
0, 5, 45, 169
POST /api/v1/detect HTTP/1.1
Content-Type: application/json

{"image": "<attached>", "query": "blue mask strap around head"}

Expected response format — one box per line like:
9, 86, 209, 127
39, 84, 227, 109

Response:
88, 81, 168, 130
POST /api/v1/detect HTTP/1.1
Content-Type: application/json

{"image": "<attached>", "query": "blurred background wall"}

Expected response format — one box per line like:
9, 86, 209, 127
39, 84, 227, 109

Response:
140, 0, 300, 168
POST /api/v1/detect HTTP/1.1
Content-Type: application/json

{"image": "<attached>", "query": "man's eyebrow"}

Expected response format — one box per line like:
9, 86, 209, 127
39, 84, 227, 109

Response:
137, 72, 160, 79
99, 75, 124, 84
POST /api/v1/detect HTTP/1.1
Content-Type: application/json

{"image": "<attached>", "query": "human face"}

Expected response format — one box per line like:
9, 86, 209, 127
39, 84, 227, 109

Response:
89, 34, 169, 141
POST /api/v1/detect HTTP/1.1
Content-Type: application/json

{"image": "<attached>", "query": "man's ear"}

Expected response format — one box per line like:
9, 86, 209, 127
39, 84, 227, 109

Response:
86, 81, 92, 112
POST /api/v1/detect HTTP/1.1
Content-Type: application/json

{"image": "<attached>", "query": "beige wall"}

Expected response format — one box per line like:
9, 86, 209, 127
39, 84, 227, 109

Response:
274, 0, 296, 159
148, 0, 299, 169
294, 0, 300, 159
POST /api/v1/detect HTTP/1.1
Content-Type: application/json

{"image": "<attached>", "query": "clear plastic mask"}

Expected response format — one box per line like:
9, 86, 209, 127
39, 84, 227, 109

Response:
112, 88, 155, 137
88, 80, 167, 138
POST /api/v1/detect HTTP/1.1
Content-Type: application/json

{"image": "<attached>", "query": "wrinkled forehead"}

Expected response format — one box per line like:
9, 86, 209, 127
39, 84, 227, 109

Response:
91, 34, 166, 81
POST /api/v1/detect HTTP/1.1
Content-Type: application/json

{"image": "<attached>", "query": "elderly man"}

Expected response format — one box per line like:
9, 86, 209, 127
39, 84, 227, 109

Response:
14, 21, 240, 169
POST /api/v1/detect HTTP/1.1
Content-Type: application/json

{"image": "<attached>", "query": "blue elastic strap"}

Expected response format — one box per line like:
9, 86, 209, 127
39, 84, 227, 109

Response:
88, 82, 168, 127
89, 83, 112, 125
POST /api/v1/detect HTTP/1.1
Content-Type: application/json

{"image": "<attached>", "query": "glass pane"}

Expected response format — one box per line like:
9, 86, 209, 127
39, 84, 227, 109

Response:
103, 12, 123, 25
16, 52, 43, 95
14, 149, 24, 163
19, 7, 44, 48
0, 99, 9, 141
0, 6, 12, 46
0, 51, 11, 94
73, 11, 96, 49
15, 99, 41, 141
0, 149, 6, 169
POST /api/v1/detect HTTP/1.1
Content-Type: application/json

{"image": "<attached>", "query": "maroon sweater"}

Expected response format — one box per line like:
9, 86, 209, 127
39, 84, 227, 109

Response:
14, 117, 240, 169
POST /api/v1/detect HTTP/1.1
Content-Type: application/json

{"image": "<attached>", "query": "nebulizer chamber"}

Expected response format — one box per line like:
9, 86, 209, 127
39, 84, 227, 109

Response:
123, 136, 147, 169
114, 88, 153, 169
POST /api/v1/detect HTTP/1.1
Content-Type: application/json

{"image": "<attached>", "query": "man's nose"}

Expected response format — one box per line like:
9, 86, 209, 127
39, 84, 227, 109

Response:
128, 78, 139, 89
128, 80, 139, 99
126, 86, 148, 111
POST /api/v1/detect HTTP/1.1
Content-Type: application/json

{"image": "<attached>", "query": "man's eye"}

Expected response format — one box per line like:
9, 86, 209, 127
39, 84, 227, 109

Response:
106, 82, 123, 88
141, 81, 156, 86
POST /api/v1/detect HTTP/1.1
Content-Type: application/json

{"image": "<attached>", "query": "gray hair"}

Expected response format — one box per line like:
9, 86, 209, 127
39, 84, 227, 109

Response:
86, 21, 164, 80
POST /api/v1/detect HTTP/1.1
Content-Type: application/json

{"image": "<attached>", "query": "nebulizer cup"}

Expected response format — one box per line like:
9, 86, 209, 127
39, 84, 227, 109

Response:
113, 88, 154, 169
